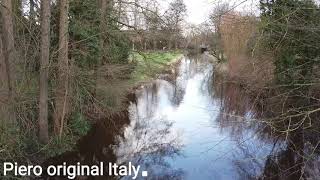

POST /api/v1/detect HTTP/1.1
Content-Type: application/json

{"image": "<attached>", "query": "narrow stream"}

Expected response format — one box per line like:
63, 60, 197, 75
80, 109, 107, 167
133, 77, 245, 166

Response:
116, 54, 273, 180
46, 54, 319, 180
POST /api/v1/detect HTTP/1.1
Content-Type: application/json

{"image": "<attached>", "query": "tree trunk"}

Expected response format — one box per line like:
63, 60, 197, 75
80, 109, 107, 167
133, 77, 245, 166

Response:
39, 0, 51, 143
1, 0, 16, 124
93, 0, 107, 98
168, 36, 172, 50
0, 34, 9, 122
100, 0, 107, 56
174, 37, 178, 50
216, 20, 225, 61
117, 0, 122, 23
153, 38, 157, 50
133, 0, 139, 28
54, 0, 69, 136
13, 0, 22, 17
100, 0, 107, 64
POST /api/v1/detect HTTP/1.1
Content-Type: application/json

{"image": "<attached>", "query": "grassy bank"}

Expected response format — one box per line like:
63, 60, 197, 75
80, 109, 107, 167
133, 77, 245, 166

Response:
0, 51, 183, 169
130, 51, 183, 82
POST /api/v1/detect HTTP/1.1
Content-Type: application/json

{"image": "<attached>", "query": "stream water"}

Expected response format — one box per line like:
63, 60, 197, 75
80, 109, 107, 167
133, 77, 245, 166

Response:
46, 54, 320, 180
115, 54, 273, 180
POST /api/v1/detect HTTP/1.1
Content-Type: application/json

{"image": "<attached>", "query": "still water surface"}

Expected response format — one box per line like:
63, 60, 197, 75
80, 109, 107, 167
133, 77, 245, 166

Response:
47, 54, 319, 180
116, 55, 273, 180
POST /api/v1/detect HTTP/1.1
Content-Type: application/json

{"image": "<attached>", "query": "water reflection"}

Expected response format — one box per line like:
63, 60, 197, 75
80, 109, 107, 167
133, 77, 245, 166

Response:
117, 55, 269, 180
212, 65, 320, 179
43, 111, 131, 180
46, 54, 320, 180
118, 54, 320, 180
116, 81, 184, 179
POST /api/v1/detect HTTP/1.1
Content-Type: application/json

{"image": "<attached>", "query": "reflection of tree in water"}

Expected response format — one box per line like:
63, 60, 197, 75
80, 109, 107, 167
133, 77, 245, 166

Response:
171, 82, 185, 107
170, 56, 214, 106
211, 72, 320, 180
211, 73, 257, 138
135, 82, 160, 119
169, 58, 191, 106
232, 129, 318, 180
259, 128, 320, 180
135, 79, 185, 116
43, 111, 131, 180
116, 98, 184, 179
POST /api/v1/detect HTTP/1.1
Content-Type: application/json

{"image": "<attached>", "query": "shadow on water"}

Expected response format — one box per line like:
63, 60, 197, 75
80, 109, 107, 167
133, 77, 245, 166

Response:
45, 53, 320, 180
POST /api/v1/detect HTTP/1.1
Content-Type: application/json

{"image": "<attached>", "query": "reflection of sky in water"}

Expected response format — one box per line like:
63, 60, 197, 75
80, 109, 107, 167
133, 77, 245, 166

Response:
116, 56, 273, 180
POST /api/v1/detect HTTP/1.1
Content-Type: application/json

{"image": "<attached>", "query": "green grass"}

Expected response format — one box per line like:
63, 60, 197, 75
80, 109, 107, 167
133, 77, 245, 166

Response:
130, 51, 183, 82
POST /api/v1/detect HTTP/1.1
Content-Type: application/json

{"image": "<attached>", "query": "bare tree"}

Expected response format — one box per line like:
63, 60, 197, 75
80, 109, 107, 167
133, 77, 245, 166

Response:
209, 2, 229, 61
1, 0, 16, 123
133, 0, 139, 28
163, 0, 186, 49
54, 0, 69, 136
39, 0, 51, 143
